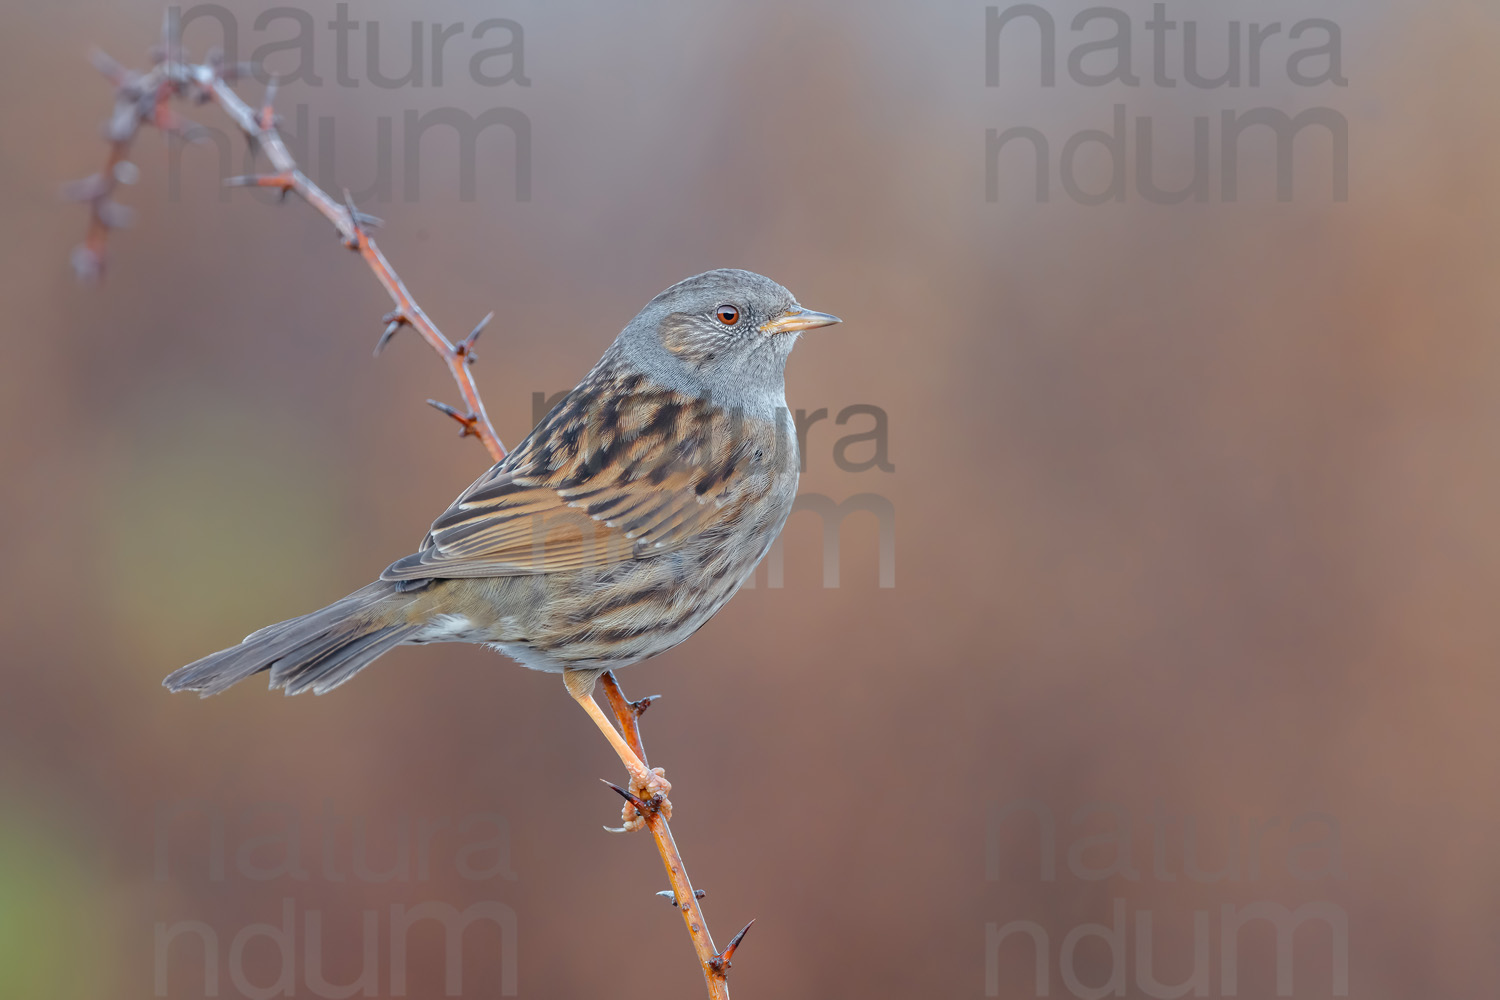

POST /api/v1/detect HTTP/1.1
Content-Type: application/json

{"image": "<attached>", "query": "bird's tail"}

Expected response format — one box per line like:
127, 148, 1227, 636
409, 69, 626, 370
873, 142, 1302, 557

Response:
163, 581, 424, 697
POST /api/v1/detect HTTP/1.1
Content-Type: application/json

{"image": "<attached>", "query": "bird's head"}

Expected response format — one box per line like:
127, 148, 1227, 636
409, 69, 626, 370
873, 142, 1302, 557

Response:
614, 268, 841, 414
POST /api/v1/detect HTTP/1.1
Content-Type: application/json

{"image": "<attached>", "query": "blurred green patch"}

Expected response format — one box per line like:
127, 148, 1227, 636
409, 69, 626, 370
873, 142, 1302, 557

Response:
99, 400, 352, 666
0, 810, 112, 999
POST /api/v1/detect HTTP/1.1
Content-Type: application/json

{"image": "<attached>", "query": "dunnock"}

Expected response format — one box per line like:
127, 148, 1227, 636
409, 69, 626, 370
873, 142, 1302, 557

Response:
164, 268, 840, 823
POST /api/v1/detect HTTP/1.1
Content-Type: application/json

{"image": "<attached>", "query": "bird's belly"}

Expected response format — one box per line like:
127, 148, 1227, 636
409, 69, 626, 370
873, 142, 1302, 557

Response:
491, 519, 779, 672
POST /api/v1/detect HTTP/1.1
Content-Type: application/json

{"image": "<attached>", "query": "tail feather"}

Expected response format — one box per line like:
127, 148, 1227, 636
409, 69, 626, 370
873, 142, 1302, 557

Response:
164, 582, 420, 697
271, 623, 415, 695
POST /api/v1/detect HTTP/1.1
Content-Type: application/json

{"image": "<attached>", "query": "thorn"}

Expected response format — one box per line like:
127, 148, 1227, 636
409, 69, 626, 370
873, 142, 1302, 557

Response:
223, 173, 294, 193
656, 889, 707, 907
207, 51, 253, 83
457, 311, 493, 362
71, 245, 104, 281
374, 319, 404, 357
90, 49, 128, 85
630, 695, 661, 718
61, 174, 107, 203
427, 399, 477, 437
709, 919, 756, 975
724, 919, 755, 960
341, 187, 365, 248
259, 76, 278, 131
106, 102, 141, 143
600, 779, 650, 812
156, 107, 208, 142
96, 200, 136, 229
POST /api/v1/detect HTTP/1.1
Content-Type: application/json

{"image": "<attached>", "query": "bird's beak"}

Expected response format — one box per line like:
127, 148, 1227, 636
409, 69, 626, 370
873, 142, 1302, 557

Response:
760, 306, 843, 335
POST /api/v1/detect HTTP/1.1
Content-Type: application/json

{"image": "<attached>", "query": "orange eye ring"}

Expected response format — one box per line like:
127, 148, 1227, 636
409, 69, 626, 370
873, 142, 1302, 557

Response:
715, 304, 740, 326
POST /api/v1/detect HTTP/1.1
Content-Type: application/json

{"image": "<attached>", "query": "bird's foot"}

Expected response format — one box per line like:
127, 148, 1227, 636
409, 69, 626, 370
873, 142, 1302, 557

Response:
621, 766, 672, 832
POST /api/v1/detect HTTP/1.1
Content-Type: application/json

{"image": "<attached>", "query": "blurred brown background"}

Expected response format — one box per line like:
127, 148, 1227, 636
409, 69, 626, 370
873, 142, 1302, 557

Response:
1, 1, 1497, 997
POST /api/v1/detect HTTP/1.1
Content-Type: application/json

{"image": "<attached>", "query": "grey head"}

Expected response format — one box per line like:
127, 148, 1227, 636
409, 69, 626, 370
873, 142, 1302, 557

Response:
606, 268, 841, 418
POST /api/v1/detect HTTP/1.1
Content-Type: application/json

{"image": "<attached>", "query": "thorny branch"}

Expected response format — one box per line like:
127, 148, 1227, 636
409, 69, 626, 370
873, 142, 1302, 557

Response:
66, 11, 506, 462
67, 12, 756, 998
602, 672, 754, 999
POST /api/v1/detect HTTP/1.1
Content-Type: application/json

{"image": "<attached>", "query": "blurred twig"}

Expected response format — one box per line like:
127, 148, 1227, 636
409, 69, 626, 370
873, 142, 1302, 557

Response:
65, 10, 507, 462
66, 12, 756, 997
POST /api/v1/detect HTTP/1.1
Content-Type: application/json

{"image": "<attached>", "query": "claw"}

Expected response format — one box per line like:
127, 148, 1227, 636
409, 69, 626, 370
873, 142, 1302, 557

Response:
618, 766, 672, 831
605, 774, 670, 832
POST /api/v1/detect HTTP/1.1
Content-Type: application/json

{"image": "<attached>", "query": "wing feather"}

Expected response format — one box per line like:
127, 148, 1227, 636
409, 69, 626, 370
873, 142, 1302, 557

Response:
380, 379, 763, 582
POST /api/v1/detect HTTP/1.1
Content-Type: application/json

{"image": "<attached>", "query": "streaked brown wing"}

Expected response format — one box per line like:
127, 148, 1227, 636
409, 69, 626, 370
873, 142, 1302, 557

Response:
380, 380, 755, 581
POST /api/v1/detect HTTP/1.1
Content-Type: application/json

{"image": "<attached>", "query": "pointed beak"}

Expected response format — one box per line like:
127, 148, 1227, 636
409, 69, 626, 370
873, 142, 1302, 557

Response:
759, 306, 843, 335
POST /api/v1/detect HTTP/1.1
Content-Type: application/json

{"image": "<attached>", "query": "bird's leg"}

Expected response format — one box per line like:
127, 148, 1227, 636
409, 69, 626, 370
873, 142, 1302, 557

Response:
564, 669, 672, 830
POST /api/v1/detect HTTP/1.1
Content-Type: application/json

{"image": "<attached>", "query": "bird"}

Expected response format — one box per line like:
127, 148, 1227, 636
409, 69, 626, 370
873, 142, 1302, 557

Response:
164, 268, 841, 827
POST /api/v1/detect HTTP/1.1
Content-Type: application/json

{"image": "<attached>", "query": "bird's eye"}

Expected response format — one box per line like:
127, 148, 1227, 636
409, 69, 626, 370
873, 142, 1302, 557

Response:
715, 304, 740, 326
